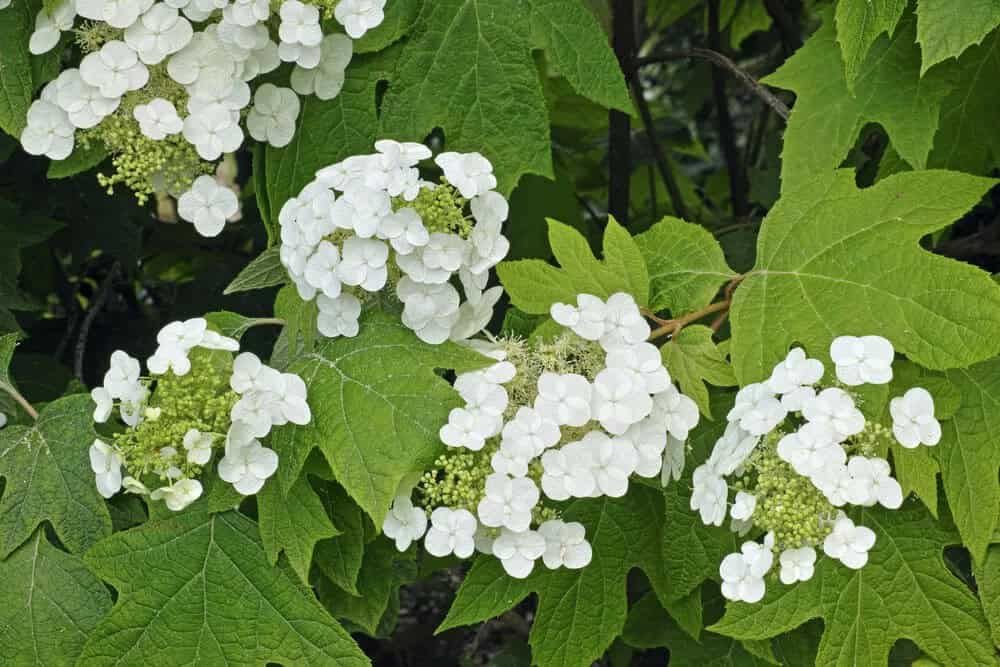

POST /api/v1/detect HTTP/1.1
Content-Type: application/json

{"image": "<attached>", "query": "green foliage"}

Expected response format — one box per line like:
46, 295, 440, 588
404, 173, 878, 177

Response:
258, 473, 338, 583
710, 504, 995, 665
915, 0, 1000, 73
223, 246, 287, 294
0, 0, 40, 136
0, 394, 112, 558
729, 169, 1000, 383
79, 511, 369, 666
834, 0, 907, 87
661, 325, 737, 418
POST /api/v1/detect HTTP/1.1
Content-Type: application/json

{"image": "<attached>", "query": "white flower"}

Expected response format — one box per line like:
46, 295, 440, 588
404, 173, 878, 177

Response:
21, 100, 74, 160
490, 438, 534, 477
167, 31, 238, 86
492, 527, 546, 579
382, 495, 427, 551
450, 285, 503, 342
290, 34, 353, 100
147, 344, 191, 376
230, 390, 281, 438
133, 97, 183, 140
182, 103, 244, 161
247, 83, 301, 148
650, 385, 700, 441
334, 0, 386, 39
660, 434, 685, 484
767, 347, 824, 410
465, 214, 509, 274
124, 4, 193, 64
540, 445, 596, 500
178, 175, 239, 237
103, 350, 141, 398
477, 473, 539, 532
813, 464, 853, 506
624, 417, 667, 478
830, 335, 894, 386
302, 241, 342, 298
779, 547, 816, 584
29, 0, 76, 55
500, 407, 560, 456
439, 407, 496, 451
90, 440, 123, 498
52, 69, 119, 130
338, 236, 389, 291
801, 388, 865, 441
397, 278, 460, 344
377, 207, 429, 255
122, 476, 149, 495
730, 491, 756, 521
584, 431, 637, 497
182, 428, 214, 465
691, 464, 727, 526
823, 515, 876, 569
534, 372, 592, 427
435, 151, 496, 198
277, 40, 321, 69
76, 0, 152, 29
720, 551, 766, 603
600, 293, 650, 348
80, 41, 149, 98
776, 422, 844, 478
91, 387, 113, 422
890, 387, 941, 448
454, 374, 508, 417
223, 0, 269, 25
230, 352, 282, 394
538, 520, 592, 569
279, 0, 322, 46
591, 367, 652, 435
606, 342, 670, 394
727, 382, 786, 436
150, 478, 203, 511
706, 422, 759, 476
424, 507, 477, 558
217, 438, 279, 494
317, 292, 362, 338
846, 456, 903, 509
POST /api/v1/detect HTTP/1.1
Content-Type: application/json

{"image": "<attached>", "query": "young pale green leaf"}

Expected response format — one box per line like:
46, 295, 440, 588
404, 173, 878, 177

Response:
257, 473, 338, 583
525, 0, 632, 113
729, 169, 1000, 383
710, 505, 994, 666
0, 331, 17, 387
79, 511, 369, 666
939, 358, 1000, 562
203, 310, 272, 340
635, 216, 735, 315
978, 545, 1000, 646
916, 0, 1000, 73
765, 13, 954, 192
223, 246, 287, 294
271, 310, 490, 526
0, 394, 112, 558
660, 326, 736, 419
833, 0, 907, 88
0, 529, 112, 666
497, 217, 649, 314
274, 283, 320, 360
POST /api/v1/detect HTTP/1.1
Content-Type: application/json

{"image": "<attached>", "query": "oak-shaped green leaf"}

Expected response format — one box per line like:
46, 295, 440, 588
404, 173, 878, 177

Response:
660, 326, 736, 419
352, 0, 420, 53
834, 0, 907, 87
978, 545, 1000, 646
765, 13, 954, 193
710, 505, 994, 665
313, 481, 372, 595
0, 529, 112, 666
258, 473, 338, 583
497, 217, 649, 314
729, 169, 1000, 383
271, 310, 490, 526
78, 511, 369, 666
916, 0, 1000, 73
0, 394, 112, 558
0, 0, 37, 136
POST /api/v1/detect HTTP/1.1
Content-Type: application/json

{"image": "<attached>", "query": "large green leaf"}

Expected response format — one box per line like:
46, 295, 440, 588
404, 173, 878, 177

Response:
498, 217, 649, 314
834, 0, 907, 88
978, 545, 1000, 647
916, 0, 1000, 73
271, 310, 489, 526
765, 13, 954, 193
729, 169, 1000, 383
0, 394, 112, 558
0, 0, 37, 136
661, 325, 736, 419
257, 473, 338, 583
313, 480, 372, 595
78, 511, 369, 666
710, 505, 995, 666
0, 529, 112, 666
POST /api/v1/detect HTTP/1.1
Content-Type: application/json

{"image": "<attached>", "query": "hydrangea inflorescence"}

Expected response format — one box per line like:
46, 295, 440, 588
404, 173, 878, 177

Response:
13, 0, 386, 231
89, 317, 312, 510
381, 292, 702, 579
692, 335, 943, 603
277, 140, 510, 344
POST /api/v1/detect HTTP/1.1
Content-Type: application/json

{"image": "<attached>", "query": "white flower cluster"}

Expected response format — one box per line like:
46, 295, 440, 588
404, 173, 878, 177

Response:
14, 0, 384, 235
692, 335, 942, 603
277, 140, 509, 344
88, 317, 311, 510
383, 292, 699, 579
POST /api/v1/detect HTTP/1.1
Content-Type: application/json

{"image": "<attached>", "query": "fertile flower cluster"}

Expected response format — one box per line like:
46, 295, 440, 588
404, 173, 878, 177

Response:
693, 335, 941, 603
14, 0, 385, 230
89, 317, 311, 510
277, 141, 509, 344
382, 292, 700, 578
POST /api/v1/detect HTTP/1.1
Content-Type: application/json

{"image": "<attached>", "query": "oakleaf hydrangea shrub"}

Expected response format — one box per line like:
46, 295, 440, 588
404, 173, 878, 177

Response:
693, 335, 942, 603
89, 316, 311, 509
383, 292, 700, 578
13, 0, 387, 234
277, 140, 510, 344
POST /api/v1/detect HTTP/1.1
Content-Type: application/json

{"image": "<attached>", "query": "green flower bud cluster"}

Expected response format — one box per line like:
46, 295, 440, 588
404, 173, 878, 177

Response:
74, 21, 122, 53
302, 0, 341, 19
112, 348, 238, 485
400, 179, 472, 237
846, 421, 894, 458
418, 443, 497, 514
739, 432, 837, 550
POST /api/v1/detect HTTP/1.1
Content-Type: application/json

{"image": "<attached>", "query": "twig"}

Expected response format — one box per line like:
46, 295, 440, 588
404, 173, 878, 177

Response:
763, 0, 802, 54
575, 194, 602, 223
608, 0, 636, 224
0, 381, 38, 420
74, 262, 120, 382
708, 0, 750, 218
647, 300, 732, 340
631, 77, 690, 219
635, 48, 790, 121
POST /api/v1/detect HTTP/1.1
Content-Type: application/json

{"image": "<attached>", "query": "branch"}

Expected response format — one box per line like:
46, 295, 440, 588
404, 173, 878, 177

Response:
635, 48, 790, 121
630, 77, 690, 220
608, 0, 636, 224
708, 0, 750, 218
74, 262, 120, 382
762, 0, 802, 54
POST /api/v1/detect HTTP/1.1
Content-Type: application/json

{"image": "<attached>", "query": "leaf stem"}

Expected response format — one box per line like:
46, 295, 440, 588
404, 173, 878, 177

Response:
0, 381, 38, 421
645, 274, 746, 340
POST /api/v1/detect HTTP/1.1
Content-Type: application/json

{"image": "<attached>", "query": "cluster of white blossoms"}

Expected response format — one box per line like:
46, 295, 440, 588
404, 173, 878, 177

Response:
13, 0, 386, 232
88, 317, 311, 510
692, 335, 942, 603
277, 140, 509, 344
382, 292, 700, 579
